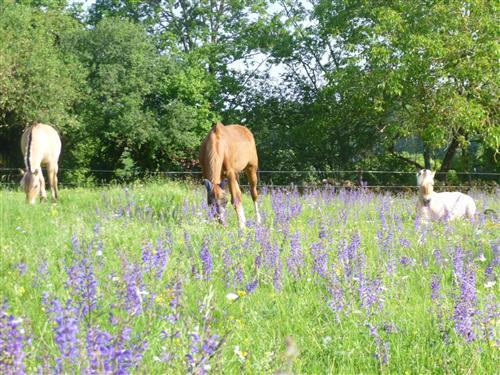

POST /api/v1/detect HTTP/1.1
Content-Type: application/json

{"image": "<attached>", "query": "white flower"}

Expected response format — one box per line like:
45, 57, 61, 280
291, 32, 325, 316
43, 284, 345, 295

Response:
322, 336, 332, 346
484, 281, 496, 289
226, 293, 239, 301
477, 253, 486, 262
234, 345, 247, 361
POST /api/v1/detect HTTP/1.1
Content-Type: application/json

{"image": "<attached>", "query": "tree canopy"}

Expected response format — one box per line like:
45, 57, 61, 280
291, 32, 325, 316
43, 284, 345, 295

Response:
0, 0, 498, 184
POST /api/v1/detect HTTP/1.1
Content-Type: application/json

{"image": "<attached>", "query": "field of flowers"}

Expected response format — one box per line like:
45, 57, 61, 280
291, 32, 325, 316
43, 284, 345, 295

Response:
0, 181, 498, 374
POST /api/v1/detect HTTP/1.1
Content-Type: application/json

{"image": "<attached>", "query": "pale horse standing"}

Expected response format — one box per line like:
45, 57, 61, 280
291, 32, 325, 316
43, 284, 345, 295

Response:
20, 123, 61, 204
416, 169, 476, 223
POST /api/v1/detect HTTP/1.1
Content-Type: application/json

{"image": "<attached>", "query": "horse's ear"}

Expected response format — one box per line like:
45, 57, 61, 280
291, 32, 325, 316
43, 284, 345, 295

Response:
203, 179, 213, 192
219, 179, 228, 190
431, 171, 436, 178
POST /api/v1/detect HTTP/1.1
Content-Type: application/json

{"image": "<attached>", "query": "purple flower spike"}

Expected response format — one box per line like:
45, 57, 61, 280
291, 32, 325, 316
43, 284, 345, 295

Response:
0, 303, 30, 375
200, 239, 213, 281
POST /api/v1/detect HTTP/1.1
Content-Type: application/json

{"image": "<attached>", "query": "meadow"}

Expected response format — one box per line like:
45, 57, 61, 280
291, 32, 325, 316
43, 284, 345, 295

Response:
0, 181, 498, 374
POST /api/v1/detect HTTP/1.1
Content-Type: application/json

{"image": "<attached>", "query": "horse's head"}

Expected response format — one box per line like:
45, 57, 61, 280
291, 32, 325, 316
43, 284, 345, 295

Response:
20, 168, 42, 204
416, 169, 435, 196
203, 179, 228, 222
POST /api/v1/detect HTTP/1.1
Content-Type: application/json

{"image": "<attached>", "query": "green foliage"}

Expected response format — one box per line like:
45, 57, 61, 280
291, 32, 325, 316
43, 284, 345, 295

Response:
63, 17, 214, 175
0, 0, 497, 180
313, 0, 498, 171
0, 3, 84, 165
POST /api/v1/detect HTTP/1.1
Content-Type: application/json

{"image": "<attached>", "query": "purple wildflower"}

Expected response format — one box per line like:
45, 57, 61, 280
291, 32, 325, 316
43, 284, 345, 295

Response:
433, 249, 443, 266
45, 298, 80, 369
16, 263, 27, 276
141, 241, 154, 273
430, 274, 442, 300
453, 264, 477, 343
245, 279, 259, 294
338, 234, 361, 278
234, 267, 243, 286
358, 273, 383, 314
122, 262, 144, 316
199, 240, 213, 281
153, 236, 171, 280
0, 303, 30, 374
367, 322, 390, 366
399, 257, 415, 267
327, 274, 345, 321
286, 231, 304, 278
311, 241, 329, 279
273, 258, 282, 291
65, 258, 98, 322
399, 238, 411, 248
221, 248, 233, 288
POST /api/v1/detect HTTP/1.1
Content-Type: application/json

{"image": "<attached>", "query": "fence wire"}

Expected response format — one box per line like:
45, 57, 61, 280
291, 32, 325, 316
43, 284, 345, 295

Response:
1, 167, 498, 191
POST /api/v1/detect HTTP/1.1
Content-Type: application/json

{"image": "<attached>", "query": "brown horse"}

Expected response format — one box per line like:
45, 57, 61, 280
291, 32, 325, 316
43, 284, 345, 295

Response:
20, 123, 61, 204
199, 122, 261, 229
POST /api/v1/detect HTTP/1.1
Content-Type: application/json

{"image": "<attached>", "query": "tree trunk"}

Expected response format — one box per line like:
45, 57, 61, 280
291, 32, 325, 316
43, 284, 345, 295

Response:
439, 137, 460, 175
423, 146, 431, 170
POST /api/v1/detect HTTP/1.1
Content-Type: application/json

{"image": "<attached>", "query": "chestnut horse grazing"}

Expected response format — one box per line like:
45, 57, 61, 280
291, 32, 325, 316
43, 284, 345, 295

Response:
416, 169, 476, 224
20, 123, 61, 204
199, 122, 261, 229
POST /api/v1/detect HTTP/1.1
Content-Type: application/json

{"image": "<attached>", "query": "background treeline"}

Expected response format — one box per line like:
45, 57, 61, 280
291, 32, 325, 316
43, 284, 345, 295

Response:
0, 0, 498, 186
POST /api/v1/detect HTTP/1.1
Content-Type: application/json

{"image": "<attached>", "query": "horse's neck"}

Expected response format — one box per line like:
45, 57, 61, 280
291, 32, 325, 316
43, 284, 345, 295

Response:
205, 137, 225, 183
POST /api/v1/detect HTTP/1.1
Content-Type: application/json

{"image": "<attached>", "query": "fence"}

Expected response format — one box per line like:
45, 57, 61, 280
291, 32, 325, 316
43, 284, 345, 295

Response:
1, 167, 498, 191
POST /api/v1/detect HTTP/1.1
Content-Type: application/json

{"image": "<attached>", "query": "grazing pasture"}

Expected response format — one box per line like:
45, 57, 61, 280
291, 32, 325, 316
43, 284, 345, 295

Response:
0, 182, 498, 374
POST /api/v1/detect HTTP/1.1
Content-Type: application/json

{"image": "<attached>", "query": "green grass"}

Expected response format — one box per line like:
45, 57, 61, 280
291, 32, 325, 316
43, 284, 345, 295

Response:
0, 182, 498, 374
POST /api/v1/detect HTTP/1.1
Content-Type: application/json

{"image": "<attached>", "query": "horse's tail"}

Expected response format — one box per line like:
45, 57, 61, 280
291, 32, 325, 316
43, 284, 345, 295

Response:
25, 125, 34, 173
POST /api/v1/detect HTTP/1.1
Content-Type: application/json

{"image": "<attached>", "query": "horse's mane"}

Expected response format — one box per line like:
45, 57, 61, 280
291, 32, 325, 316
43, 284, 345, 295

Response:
204, 123, 224, 183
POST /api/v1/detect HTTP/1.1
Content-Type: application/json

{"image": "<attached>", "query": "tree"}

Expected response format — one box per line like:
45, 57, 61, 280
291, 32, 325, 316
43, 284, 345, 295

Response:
67, 17, 215, 175
87, 0, 279, 112
0, 2, 85, 166
314, 0, 498, 173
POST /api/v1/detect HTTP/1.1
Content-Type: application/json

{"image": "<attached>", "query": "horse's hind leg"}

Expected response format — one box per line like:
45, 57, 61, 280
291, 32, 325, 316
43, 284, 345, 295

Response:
227, 170, 246, 230
245, 166, 261, 224
48, 164, 59, 202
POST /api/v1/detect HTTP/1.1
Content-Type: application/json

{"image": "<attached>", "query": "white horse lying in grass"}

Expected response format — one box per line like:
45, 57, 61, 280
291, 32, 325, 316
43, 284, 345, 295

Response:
416, 169, 476, 223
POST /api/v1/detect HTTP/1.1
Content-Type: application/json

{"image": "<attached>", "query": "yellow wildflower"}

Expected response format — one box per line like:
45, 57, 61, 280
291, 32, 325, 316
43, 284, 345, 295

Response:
237, 290, 247, 298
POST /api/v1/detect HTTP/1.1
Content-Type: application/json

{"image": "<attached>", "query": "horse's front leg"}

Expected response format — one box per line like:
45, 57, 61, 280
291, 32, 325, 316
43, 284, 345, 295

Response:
39, 173, 48, 202
227, 171, 246, 230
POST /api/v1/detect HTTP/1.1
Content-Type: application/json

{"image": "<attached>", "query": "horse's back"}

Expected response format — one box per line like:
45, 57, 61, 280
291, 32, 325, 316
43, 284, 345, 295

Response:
21, 123, 61, 161
223, 124, 256, 143
223, 124, 258, 168
436, 191, 476, 218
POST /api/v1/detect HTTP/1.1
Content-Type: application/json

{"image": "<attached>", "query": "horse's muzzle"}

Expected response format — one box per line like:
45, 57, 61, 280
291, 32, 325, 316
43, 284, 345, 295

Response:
423, 198, 431, 207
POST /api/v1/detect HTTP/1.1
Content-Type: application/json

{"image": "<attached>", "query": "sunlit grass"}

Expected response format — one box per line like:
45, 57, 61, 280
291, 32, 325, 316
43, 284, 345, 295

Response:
0, 182, 498, 374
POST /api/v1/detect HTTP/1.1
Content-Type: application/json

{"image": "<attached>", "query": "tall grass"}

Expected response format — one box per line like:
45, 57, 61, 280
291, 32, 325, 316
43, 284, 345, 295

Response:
0, 182, 498, 374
